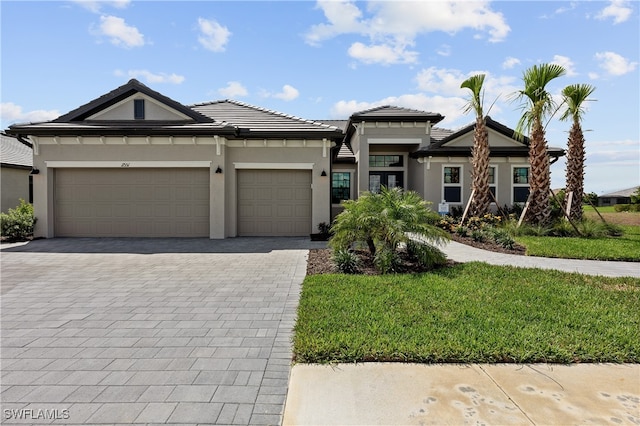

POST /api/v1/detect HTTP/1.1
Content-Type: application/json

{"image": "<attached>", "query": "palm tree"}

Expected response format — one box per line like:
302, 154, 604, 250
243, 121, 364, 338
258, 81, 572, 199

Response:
560, 84, 596, 222
514, 63, 566, 225
461, 74, 491, 217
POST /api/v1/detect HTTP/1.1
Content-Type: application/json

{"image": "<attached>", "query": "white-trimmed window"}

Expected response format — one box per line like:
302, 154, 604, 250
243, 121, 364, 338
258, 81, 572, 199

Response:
512, 166, 530, 204
443, 165, 463, 203
489, 165, 497, 203
331, 171, 351, 204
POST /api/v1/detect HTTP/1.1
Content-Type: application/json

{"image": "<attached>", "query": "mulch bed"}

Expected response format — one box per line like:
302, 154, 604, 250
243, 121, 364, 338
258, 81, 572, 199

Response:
306, 234, 526, 275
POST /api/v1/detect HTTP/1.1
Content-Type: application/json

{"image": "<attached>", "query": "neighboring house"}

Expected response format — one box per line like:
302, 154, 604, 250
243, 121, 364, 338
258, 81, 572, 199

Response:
0, 133, 33, 213
598, 186, 639, 206
7, 79, 564, 239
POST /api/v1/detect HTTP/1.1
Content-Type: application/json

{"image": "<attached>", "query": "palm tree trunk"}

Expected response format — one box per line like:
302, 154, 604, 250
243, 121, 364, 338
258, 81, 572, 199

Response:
471, 117, 491, 217
565, 121, 585, 221
526, 119, 552, 225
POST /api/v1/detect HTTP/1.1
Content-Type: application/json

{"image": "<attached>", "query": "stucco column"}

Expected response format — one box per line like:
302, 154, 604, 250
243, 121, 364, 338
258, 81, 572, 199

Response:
209, 145, 225, 239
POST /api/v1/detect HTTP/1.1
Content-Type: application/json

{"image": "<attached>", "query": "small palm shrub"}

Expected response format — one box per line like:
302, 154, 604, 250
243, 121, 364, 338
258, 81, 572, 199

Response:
0, 199, 36, 240
332, 249, 360, 274
407, 240, 447, 269
330, 186, 449, 274
373, 247, 402, 274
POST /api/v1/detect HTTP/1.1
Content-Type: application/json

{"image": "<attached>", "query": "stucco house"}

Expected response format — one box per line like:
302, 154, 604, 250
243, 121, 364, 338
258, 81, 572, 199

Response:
7, 79, 564, 239
598, 186, 639, 206
0, 133, 33, 213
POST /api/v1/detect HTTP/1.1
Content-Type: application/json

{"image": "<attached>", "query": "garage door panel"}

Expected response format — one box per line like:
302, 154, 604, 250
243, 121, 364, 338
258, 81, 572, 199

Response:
55, 168, 209, 237
237, 170, 311, 237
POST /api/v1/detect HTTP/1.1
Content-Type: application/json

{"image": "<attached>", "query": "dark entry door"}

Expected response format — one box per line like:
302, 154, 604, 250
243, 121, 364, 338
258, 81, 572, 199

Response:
369, 172, 404, 193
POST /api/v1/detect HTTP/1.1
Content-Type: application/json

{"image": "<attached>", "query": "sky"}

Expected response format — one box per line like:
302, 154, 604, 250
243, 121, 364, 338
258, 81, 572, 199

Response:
1, 0, 638, 195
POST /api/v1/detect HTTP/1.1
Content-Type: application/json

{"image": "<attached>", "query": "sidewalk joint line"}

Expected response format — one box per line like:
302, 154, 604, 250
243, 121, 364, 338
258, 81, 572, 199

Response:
477, 365, 537, 426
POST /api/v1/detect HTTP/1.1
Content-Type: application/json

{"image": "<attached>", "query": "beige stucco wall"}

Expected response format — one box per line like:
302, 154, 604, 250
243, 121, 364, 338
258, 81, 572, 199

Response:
30, 136, 330, 239
89, 96, 192, 121
1, 167, 30, 213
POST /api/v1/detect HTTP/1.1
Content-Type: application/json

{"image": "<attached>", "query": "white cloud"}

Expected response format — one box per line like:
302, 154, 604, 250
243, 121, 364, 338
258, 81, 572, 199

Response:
197, 18, 231, 52
551, 55, 578, 76
115, 69, 184, 84
73, 0, 130, 13
348, 42, 418, 65
594, 51, 638, 76
218, 81, 248, 98
595, 0, 633, 24
95, 15, 144, 48
502, 57, 521, 69
306, 1, 510, 65
271, 85, 300, 101
437, 44, 451, 57
416, 67, 468, 96
1, 102, 60, 125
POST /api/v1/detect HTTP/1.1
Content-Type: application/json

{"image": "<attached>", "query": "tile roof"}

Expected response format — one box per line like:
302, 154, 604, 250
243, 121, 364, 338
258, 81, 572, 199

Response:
1, 133, 32, 167
191, 100, 343, 138
599, 186, 639, 198
350, 105, 444, 123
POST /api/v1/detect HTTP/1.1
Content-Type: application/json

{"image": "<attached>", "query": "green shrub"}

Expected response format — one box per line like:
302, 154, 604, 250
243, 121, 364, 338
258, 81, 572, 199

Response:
0, 199, 36, 240
373, 247, 402, 274
470, 228, 487, 242
407, 240, 447, 269
331, 249, 360, 274
490, 228, 516, 250
614, 204, 631, 212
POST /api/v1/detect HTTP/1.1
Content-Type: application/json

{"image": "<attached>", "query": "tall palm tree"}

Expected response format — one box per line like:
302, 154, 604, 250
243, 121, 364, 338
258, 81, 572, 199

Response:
514, 63, 566, 225
560, 84, 596, 222
461, 74, 491, 217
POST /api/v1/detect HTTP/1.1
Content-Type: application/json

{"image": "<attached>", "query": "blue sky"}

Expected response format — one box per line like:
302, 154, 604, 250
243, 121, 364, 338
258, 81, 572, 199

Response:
1, 0, 638, 194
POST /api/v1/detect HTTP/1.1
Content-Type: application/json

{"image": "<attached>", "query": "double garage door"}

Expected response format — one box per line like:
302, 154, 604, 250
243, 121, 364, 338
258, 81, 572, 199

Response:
55, 168, 210, 237
54, 168, 312, 237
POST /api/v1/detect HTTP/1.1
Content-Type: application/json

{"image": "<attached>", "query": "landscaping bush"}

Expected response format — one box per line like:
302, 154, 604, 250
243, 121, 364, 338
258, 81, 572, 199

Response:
330, 186, 448, 274
0, 199, 36, 241
331, 249, 360, 274
615, 204, 640, 212
407, 240, 447, 269
373, 247, 402, 274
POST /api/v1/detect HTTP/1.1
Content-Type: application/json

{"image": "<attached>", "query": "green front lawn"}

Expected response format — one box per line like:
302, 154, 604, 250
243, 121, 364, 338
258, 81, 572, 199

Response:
515, 225, 640, 261
293, 263, 640, 364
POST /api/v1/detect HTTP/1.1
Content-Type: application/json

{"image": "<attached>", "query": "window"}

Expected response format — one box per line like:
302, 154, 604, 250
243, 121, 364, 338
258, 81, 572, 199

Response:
134, 99, 145, 120
332, 172, 351, 204
488, 166, 496, 201
369, 155, 403, 167
443, 166, 462, 203
512, 166, 530, 203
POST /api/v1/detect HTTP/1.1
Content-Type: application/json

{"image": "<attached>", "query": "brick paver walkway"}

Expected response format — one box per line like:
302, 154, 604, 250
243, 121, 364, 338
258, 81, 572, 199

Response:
1, 238, 324, 425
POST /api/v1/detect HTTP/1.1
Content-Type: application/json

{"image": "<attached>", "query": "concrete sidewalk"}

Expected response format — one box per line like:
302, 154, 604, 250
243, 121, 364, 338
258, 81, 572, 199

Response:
283, 363, 640, 425
439, 240, 640, 278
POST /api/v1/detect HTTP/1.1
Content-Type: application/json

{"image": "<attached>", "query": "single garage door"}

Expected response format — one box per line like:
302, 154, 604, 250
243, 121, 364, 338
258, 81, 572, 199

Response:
55, 168, 209, 237
237, 169, 311, 236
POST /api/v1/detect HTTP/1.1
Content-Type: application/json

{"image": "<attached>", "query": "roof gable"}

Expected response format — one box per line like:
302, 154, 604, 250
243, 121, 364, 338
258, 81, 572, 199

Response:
350, 105, 444, 123
411, 116, 565, 158
54, 79, 213, 124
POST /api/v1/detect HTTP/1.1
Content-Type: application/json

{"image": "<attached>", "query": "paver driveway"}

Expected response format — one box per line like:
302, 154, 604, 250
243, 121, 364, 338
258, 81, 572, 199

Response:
1, 237, 324, 425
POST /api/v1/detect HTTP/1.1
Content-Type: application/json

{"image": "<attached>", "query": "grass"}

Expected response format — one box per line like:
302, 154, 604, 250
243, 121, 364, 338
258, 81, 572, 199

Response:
515, 225, 640, 261
293, 263, 640, 364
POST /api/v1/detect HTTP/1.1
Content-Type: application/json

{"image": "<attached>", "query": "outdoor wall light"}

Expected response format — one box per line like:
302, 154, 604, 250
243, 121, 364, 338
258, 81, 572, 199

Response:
215, 166, 222, 174
30, 168, 40, 175
320, 169, 327, 177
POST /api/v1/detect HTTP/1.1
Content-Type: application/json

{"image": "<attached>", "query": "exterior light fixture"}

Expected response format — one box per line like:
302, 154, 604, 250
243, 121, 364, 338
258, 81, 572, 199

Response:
321, 169, 327, 177
30, 168, 40, 175
215, 166, 222, 174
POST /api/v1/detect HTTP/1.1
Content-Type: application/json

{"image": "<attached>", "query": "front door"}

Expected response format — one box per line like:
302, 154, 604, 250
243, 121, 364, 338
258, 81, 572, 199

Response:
369, 172, 404, 193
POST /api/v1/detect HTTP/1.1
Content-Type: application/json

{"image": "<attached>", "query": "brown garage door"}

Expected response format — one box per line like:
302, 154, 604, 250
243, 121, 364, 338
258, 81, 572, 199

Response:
55, 168, 209, 237
237, 169, 311, 236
